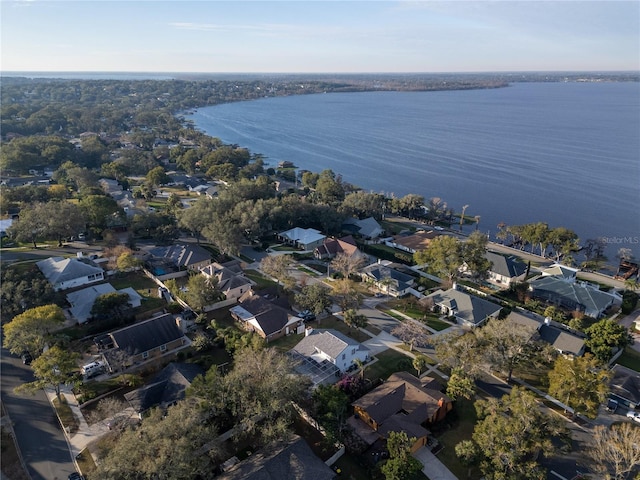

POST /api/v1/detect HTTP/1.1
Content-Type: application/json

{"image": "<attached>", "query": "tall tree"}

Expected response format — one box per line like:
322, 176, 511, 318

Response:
178, 197, 215, 244
3, 305, 66, 356
391, 320, 431, 352
414, 235, 462, 286
547, 354, 611, 419
15, 346, 80, 397
91, 292, 131, 321
330, 251, 367, 279
183, 274, 224, 312
260, 254, 295, 292
412, 355, 429, 377
343, 309, 368, 330
477, 318, 548, 383
433, 330, 484, 378
587, 423, 640, 480
332, 278, 362, 313
585, 319, 632, 362
294, 284, 332, 319
446, 367, 476, 400
462, 230, 492, 281
467, 387, 568, 480
380, 431, 423, 480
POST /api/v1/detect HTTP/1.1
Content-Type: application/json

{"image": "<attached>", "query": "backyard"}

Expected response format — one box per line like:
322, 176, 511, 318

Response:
364, 348, 417, 382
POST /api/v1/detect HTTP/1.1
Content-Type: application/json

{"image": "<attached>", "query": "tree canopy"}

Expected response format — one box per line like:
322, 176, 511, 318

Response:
3, 304, 66, 356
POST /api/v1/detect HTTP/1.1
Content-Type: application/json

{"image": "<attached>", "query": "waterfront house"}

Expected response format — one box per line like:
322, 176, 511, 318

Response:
507, 309, 585, 356
386, 230, 441, 254
313, 235, 363, 260
341, 216, 385, 240
462, 251, 527, 288
360, 261, 415, 297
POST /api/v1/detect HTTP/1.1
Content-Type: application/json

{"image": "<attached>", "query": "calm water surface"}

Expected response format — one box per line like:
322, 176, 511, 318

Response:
188, 82, 640, 260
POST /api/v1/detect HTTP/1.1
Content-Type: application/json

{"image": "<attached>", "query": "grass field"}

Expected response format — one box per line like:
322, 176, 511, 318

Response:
244, 269, 278, 289
52, 395, 79, 434
364, 349, 416, 382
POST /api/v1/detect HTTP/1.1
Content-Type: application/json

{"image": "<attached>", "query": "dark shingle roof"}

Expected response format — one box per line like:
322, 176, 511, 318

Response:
610, 364, 640, 405
124, 362, 204, 413
219, 435, 335, 480
485, 251, 527, 278
110, 314, 184, 356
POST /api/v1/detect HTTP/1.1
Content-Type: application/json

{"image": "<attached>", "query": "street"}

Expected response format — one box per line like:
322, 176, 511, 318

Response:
1, 347, 76, 480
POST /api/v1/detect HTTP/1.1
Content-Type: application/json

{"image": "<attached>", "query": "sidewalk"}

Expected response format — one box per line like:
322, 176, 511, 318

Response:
413, 446, 459, 480
44, 384, 130, 467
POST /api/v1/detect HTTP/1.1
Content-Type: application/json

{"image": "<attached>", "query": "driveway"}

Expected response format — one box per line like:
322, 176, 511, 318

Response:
413, 446, 458, 480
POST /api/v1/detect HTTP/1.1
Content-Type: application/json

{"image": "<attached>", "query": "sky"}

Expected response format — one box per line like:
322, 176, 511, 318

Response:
1, 0, 638, 73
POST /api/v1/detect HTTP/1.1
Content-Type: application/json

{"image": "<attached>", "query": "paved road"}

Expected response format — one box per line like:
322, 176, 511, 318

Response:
0, 242, 103, 264
1, 347, 76, 480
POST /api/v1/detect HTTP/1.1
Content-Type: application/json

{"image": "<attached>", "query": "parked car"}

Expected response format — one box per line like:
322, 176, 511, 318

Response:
68, 472, 85, 480
298, 310, 316, 321
21, 351, 33, 365
606, 398, 619, 412
626, 410, 640, 423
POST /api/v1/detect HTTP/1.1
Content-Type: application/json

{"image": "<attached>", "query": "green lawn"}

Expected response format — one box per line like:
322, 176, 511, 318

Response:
270, 332, 305, 353
244, 269, 278, 289
616, 347, 640, 372
434, 398, 482, 479
297, 266, 320, 277
364, 349, 416, 382
272, 244, 297, 251
315, 316, 371, 343
52, 395, 79, 434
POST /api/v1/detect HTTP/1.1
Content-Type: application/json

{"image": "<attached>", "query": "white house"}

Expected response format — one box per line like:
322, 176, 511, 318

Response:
290, 328, 370, 378
277, 227, 326, 251
66, 283, 143, 324
36, 256, 105, 291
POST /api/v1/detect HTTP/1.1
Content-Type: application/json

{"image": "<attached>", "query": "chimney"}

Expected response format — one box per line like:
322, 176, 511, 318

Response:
544, 317, 551, 325
452, 282, 457, 291
176, 316, 186, 332
305, 326, 313, 337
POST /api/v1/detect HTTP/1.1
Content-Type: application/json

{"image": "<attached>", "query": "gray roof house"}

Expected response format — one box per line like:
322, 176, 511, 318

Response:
218, 434, 335, 480
106, 314, 187, 368
484, 251, 528, 287
609, 364, 640, 409
529, 276, 618, 318
289, 328, 370, 386
66, 283, 142, 324
277, 227, 326, 251
360, 262, 415, 297
230, 291, 304, 342
341, 217, 384, 239
36, 256, 104, 291
124, 362, 204, 416
200, 262, 253, 301
507, 309, 586, 356
149, 243, 212, 271
426, 286, 502, 328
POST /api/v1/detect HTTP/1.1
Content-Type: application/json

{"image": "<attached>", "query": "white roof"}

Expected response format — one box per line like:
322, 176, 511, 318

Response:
66, 284, 143, 323
37, 257, 103, 285
279, 227, 325, 245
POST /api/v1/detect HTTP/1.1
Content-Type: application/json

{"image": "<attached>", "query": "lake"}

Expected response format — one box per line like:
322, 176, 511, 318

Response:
187, 82, 640, 262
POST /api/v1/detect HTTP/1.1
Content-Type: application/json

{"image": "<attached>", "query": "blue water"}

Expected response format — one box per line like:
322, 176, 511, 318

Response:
188, 82, 640, 262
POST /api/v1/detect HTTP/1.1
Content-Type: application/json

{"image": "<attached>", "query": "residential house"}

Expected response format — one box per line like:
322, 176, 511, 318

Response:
528, 276, 619, 318
124, 362, 204, 417
66, 283, 142, 324
314, 235, 362, 260
360, 261, 415, 297
289, 328, 370, 386
350, 372, 452, 453
507, 309, 586, 356
477, 251, 527, 287
277, 227, 326, 251
541, 264, 579, 280
230, 291, 304, 342
341, 217, 384, 240
218, 434, 335, 480
200, 261, 253, 301
425, 286, 502, 327
149, 243, 212, 272
105, 314, 187, 369
609, 364, 640, 409
36, 256, 105, 291
386, 230, 441, 254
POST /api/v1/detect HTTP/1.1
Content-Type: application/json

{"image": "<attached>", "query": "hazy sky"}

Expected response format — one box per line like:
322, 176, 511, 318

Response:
1, 1, 638, 73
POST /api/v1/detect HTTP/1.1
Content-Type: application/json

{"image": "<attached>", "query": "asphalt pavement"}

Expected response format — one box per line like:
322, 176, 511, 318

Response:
1, 347, 76, 480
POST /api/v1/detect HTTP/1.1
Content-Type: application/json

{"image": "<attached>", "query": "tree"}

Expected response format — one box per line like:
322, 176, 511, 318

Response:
93, 399, 222, 480
332, 278, 362, 313
145, 165, 170, 188
462, 231, 492, 281
329, 252, 367, 279
312, 384, 350, 441
3, 305, 66, 356
446, 367, 476, 400
547, 354, 611, 419
380, 431, 423, 480
460, 204, 469, 229
477, 318, 547, 383
183, 274, 224, 312
79, 194, 122, 230
468, 387, 568, 480
412, 355, 429, 377
433, 330, 484, 377
343, 309, 368, 330
588, 423, 640, 480
91, 292, 131, 321
16, 346, 80, 397
0, 264, 60, 320
414, 235, 462, 286
8, 201, 86, 247
178, 197, 215, 244
295, 284, 332, 319
546, 227, 579, 263
456, 440, 481, 479
315, 169, 345, 205
390, 320, 431, 352
116, 251, 142, 272
585, 319, 632, 362
260, 254, 295, 292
